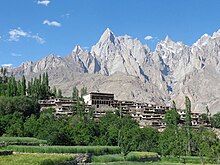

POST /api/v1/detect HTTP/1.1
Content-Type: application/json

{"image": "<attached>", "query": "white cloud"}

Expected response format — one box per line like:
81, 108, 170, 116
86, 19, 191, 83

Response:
11, 53, 22, 57
2, 64, 12, 67
43, 20, 61, 27
144, 35, 153, 41
61, 13, 71, 18
9, 28, 28, 41
37, 0, 50, 6
32, 34, 45, 44
8, 28, 45, 44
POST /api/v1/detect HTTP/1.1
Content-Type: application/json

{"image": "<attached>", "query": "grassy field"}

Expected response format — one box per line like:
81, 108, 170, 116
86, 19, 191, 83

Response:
5, 145, 121, 155
0, 152, 218, 165
91, 161, 218, 165
92, 154, 218, 165
91, 162, 180, 165
0, 153, 74, 165
0, 137, 47, 146
1, 144, 218, 165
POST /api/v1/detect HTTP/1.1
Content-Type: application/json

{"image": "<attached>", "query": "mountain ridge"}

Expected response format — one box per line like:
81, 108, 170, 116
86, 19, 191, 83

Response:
12, 28, 220, 114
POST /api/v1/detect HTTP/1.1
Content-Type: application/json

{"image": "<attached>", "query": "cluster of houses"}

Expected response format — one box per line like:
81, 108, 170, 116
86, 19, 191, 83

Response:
38, 92, 210, 129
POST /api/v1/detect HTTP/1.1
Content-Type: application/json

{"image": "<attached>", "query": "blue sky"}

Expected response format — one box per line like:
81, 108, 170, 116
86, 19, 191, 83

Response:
1, 0, 220, 67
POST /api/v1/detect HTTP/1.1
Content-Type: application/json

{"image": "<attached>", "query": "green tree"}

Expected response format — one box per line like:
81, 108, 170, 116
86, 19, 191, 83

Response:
57, 89, 63, 98
133, 127, 159, 152
119, 127, 137, 157
72, 86, 79, 100
80, 86, 87, 98
52, 86, 57, 97
5, 112, 24, 137
192, 127, 218, 164
17, 80, 22, 96
23, 115, 38, 137
164, 101, 180, 128
200, 113, 209, 125
211, 112, 220, 128
21, 75, 26, 96
185, 96, 192, 156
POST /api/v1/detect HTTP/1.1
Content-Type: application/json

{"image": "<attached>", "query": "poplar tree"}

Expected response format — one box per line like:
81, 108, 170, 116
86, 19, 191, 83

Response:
185, 96, 192, 156
17, 80, 22, 96
52, 86, 57, 97
21, 75, 26, 96
80, 86, 88, 98
58, 89, 62, 98
72, 86, 79, 100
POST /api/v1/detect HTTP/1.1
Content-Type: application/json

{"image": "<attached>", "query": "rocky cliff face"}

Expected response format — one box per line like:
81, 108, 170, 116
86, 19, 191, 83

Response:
12, 28, 220, 114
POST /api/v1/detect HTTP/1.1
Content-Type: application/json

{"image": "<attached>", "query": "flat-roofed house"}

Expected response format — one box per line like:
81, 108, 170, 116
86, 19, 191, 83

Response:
38, 98, 76, 116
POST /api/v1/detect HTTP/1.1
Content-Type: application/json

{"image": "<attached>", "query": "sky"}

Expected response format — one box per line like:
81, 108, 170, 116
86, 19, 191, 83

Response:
1, 0, 220, 67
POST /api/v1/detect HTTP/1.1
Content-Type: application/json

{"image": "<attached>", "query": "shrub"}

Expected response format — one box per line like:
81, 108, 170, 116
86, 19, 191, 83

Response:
92, 152, 160, 163
126, 152, 160, 162
0, 150, 13, 156
92, 154, 124, 163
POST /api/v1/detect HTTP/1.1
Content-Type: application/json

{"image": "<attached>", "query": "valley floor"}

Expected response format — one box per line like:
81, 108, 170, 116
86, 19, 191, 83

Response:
0, 153, 218, 165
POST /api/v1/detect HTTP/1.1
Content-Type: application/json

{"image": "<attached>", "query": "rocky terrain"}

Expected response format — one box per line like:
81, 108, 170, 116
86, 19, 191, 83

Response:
12, 28, 220, 114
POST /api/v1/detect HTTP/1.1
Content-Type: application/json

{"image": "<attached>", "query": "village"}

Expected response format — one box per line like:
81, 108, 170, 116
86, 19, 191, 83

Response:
38, 92, 210, 130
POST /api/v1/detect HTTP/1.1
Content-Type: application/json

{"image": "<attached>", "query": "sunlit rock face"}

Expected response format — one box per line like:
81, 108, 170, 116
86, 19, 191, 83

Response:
12, 28, 220, 114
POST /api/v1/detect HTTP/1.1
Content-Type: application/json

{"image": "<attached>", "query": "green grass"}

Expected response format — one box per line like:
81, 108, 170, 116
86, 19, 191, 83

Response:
5, 145, 121, 155
0, 137, 47, 146
161, 156, 215, 164
92, 152, 159, 163
91, 162, 179, 165
91, 161, 217, 165
92, 154, 218, 165
0, 153, 74, 165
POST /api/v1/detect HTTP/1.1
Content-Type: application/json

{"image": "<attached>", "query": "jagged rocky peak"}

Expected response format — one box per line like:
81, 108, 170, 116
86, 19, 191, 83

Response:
159, 35, 184, 48
193, 29, 220, 49
70, 45, 91, 60
212, 29, 220, 38
99, 28, 115, 43
164, 35, 173, 43
21, 61, 33, 68
73, 45, 84, 54
156, 36, 183, 57
30, 54, 67, 73
194, 33, 211, 46
36, 54, 62, 63
44, 54, 59, 59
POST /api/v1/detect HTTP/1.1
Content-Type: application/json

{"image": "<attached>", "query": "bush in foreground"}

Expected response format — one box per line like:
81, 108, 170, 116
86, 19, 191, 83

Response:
126, 152, 160, 162
92, 152, 159, 163
0, 150, 13, 156
5, 145, 121, 156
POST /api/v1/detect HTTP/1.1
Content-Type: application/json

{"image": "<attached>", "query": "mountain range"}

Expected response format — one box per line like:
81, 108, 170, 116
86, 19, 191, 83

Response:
12, 28, 220, 114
